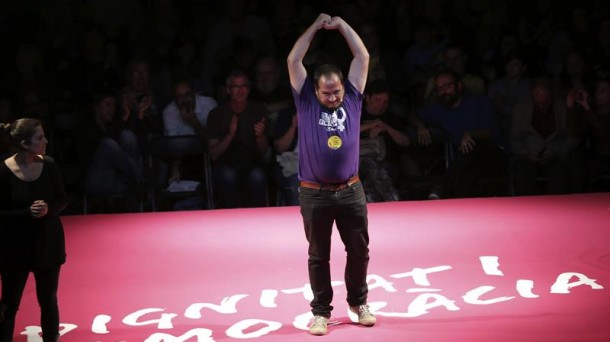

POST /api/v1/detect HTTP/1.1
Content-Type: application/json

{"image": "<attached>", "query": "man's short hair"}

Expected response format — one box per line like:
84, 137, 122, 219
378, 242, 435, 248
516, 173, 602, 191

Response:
503, 50, 527, 66
225, 69, 250, 87
433, 68, 460, 84
313, 64, 344, 89
172, 79, 195, 91
125, 57, 150, 74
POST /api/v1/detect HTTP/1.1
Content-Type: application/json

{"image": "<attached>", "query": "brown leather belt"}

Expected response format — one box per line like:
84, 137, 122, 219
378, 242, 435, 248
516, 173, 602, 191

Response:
300, 175, 360, 192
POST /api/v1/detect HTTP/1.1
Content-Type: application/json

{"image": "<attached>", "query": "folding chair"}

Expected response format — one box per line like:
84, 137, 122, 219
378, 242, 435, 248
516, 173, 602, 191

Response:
147, 135, 214, 210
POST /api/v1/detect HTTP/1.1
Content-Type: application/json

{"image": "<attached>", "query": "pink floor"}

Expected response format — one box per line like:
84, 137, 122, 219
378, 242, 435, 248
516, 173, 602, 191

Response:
9, 194, 610, 341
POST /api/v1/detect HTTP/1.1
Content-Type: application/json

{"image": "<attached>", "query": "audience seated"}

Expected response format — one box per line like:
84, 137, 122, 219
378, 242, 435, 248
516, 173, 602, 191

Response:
413, 69, 507, 199
118, 58, 163, 150
358, 22, 404, 98
403, 19, 448, 106
488, 51, 531, 145
510, 76, 576, 196
481, 31, 521, 83
201, 0, 275, 97
163, 80, 217, 140
554, 49, 593, 101
214, 35, 260, 103
248, 54, 293, 131
423, 44, 486, 105
3, 1, 609, 213
566, 77, 610, 192
161, 80, 217, 192
272, 106, 299, 206
359, 80, 408, 202
206, 69, 270, 208
76, 90, 144, 211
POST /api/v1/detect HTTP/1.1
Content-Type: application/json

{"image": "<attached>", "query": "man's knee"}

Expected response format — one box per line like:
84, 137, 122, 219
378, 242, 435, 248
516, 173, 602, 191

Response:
36, 293, 58, 310
214, 166, 238, 183
96, 137, 122, 156
248, 167, 267, 184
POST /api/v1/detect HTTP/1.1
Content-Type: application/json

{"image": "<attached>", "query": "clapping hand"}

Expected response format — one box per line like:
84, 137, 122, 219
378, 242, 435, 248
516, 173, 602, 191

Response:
567, 88, 590, 111
254, 117, 267, 137
136, 94, 153, 119
228, 115, 238, 139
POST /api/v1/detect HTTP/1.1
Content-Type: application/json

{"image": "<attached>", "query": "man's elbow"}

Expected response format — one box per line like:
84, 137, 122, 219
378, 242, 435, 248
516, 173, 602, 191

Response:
357, 50, 370, 64
287, 57, 301, 72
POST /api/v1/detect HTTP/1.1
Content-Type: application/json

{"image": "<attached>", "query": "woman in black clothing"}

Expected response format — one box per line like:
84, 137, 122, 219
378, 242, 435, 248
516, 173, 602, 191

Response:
0, 118, 67, 342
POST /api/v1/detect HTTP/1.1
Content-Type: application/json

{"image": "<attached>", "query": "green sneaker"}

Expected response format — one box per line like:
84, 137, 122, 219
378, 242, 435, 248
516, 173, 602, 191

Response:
309, 315, 329, 335
350, 304, 376, 326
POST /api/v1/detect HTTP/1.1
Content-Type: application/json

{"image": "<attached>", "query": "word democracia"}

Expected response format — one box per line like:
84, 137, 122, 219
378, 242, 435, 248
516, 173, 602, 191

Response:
21, 256, 605, 341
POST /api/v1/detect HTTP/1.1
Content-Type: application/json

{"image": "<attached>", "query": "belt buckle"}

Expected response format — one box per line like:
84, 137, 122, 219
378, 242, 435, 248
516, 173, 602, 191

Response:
323, 182, 346, 191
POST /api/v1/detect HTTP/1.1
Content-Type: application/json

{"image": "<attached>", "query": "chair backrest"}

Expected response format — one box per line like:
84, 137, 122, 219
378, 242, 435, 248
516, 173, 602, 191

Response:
147, 134, 215, 209
148, 135, 208, 159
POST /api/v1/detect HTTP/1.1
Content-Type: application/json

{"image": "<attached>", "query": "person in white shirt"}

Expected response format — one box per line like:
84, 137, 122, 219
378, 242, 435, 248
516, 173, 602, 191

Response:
162, 80, 217, 139
161, 80, 218, 187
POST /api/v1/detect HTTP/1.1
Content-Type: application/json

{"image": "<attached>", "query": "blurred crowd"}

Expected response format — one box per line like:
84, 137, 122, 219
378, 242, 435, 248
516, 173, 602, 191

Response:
1, 0, 609, 213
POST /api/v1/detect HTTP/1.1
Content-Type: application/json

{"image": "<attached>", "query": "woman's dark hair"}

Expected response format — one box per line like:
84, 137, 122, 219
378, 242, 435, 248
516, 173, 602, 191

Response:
365, 79, 390, 96
0, 118, 42, 149
88, 87, 116, 106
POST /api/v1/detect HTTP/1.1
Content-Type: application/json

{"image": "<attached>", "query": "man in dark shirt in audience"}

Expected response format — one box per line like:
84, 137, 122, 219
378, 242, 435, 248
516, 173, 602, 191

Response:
413, 69, 506, 198
359, 80, 409, 202
206, 69, 269, 208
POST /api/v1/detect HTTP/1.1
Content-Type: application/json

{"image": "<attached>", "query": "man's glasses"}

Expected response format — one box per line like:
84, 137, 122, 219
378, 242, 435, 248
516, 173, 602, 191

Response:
229, 83, 249, 89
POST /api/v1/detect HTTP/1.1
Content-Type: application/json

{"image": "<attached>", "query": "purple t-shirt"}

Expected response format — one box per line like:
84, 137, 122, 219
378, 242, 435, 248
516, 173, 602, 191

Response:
292, 78, 362, 183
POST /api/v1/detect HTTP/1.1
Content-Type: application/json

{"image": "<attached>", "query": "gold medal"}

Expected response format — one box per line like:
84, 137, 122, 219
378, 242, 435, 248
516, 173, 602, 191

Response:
327, 135, 342, 150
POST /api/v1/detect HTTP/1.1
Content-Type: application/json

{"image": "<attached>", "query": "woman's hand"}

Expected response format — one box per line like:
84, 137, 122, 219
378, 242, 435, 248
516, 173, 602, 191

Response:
31, 200, 48, 219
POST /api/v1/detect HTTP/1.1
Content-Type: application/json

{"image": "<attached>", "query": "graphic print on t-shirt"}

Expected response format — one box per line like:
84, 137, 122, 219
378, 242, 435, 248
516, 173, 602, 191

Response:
318, 107, 347, 132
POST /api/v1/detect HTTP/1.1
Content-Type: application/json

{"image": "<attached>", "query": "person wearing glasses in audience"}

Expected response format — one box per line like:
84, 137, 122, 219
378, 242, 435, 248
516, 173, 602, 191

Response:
206, 69, 270, 208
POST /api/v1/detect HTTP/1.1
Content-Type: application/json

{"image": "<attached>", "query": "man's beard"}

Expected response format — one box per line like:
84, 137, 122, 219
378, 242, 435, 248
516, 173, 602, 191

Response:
179, 100, 195, 111
320, 100, 343, 112
439, 93, 459, 107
